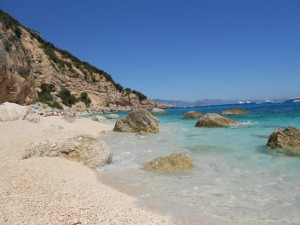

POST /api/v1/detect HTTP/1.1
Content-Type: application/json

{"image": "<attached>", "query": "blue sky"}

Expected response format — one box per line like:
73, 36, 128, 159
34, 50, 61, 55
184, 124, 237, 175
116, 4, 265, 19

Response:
1, 0, 300, 101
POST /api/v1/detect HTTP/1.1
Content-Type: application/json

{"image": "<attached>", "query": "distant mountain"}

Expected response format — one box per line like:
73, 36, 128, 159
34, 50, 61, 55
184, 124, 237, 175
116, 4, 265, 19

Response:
154, 97, 298, 107
153, 99, 242, 107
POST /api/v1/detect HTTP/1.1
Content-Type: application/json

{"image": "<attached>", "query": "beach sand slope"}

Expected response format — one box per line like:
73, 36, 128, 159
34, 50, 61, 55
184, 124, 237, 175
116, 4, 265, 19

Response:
0, 117, 171, 225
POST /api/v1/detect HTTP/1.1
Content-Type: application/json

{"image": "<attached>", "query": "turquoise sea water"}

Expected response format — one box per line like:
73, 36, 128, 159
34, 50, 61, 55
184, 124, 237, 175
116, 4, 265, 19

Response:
97, 102, 300, 225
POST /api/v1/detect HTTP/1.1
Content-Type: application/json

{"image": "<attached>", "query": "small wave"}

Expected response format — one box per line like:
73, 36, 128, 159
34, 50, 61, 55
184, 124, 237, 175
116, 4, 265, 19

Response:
240, 121, 259, 126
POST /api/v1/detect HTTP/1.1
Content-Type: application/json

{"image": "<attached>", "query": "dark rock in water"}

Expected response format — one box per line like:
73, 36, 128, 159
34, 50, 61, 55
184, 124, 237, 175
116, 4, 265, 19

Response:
144, 152, 192, 174
267, 127, 300, 155
195, 113, 240, 128
183, 111, 203, 119
113, 108, 159, 134
221, 108, 249, 115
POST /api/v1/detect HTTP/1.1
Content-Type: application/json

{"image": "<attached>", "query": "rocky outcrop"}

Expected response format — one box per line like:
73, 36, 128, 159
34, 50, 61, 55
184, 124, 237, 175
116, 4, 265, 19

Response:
221, 108, 249, 115
0, 102, 40, 123
151, 108, 166, 115
0, 10, 166, 111
144, 153, 193, 174
23, 135, 112, 169
183, 111, 203, 119
113, 108, 159, 134
267, 127, 300, 155
195, 113, 240, 128
105, 114, 120, 119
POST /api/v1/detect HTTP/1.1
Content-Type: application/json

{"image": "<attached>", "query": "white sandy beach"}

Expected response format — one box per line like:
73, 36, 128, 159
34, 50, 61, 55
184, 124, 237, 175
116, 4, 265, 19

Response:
0, 117, 171, 225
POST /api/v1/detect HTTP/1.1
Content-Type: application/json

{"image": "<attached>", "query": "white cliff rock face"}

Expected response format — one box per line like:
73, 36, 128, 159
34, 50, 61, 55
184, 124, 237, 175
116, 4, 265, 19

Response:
23, 134, 112, 169
0, 102, 40, 123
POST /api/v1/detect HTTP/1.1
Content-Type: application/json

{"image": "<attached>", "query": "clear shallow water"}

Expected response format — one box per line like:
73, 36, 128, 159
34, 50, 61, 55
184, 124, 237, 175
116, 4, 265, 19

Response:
97, 102, 300, 225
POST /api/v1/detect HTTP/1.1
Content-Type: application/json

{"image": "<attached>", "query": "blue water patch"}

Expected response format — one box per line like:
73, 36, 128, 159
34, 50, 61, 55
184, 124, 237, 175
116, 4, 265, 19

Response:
98, 102, 300, 224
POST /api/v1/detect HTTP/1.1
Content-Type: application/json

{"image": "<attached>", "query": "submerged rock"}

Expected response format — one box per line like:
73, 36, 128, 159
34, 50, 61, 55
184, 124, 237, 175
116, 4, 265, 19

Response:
23, 135, 112, 169
144, 153, 193, 174
113, 108, 159, 134
183, 111, 203, 119
151, 108, 166, 115
221, 108, 249, 115
267, 127, 300, 155
97, 116, 108, 122
91, 116, 99, 121
105, 114, 120, 119
91, 116, 107, 122
195, 113, 240, 128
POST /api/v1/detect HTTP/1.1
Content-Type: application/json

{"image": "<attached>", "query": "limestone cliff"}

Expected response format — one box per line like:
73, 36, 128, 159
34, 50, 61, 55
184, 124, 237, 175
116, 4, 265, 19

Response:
0, 9, 166, 111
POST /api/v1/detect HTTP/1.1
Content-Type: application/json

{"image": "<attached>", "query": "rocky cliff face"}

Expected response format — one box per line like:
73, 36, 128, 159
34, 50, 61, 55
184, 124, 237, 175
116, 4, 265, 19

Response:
0, 10, 165, 111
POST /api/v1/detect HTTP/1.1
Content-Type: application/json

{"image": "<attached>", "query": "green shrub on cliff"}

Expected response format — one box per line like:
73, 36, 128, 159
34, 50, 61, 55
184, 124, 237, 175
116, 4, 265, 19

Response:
132, 90, 147, 101
57, 89, 77, 107
124, 88, 132, 95
115, 83, 124, 92
37, 83, 63, 109
47, 101, 63, 110
38, 83, 55, 102
80, 92, 91, 107
0, 9, 22, 38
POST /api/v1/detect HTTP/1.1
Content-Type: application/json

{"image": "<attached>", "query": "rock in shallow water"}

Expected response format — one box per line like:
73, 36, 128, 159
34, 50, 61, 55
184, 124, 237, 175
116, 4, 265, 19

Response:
183, 111, 203, 119
221, 108, 249, 115
267, 126, 300, 156
144, 153, 193, 174
113, 108, 159, 134
105, 114, 120, 119
195, 113, 240, 128
23, 134, 112, 169
151, 108, 166, 115
91, 116, 107, 122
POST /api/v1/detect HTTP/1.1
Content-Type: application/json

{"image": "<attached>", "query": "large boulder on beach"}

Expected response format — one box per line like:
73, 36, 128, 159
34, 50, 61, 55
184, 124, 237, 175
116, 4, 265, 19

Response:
183, 111, 203, 119
195, 113, 240, 128
113, 108, 159, 134
0, 102, 28, 121
267, 127, 300, 155
144, 153, 193, 174
151, 108, 166, 115
23, 135, 112, 169
0, 102, 40, 123
221, 108, 249, 115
